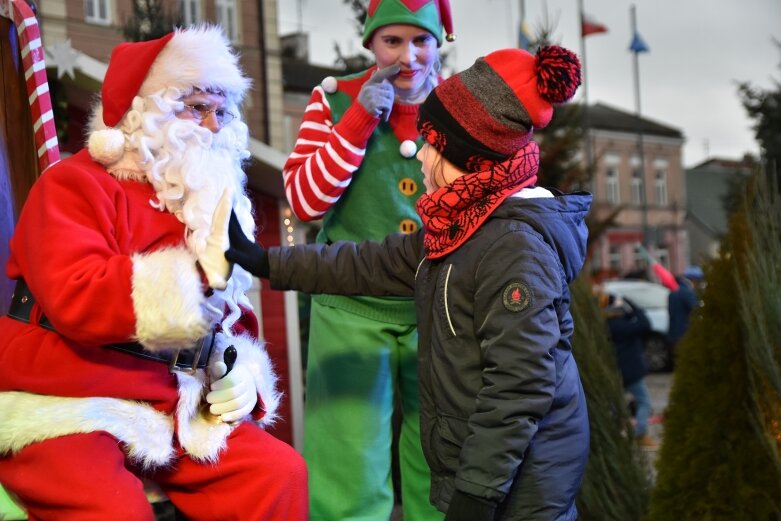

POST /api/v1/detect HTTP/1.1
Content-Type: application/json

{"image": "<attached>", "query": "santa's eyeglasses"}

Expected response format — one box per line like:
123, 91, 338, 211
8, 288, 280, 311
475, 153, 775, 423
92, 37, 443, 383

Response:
180, 103, 236, 126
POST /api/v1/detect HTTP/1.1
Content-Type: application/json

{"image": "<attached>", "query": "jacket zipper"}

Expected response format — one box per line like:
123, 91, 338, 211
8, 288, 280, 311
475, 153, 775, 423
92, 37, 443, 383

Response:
443, 264, 456, 337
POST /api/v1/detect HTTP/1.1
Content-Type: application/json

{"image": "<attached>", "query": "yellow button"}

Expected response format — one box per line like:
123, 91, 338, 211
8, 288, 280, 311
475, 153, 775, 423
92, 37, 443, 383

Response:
400, 219, 418, 234
398, 178, 418, 196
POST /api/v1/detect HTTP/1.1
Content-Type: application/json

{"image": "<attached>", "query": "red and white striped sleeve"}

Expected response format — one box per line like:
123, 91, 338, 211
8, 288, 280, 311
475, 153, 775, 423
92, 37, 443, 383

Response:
282, 85, 379, 221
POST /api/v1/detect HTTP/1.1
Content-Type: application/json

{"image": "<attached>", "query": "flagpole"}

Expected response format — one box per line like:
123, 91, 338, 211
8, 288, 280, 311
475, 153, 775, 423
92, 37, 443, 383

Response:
578, 0, 593, 188
517, 0, 529, 50
630, 4, 649, 256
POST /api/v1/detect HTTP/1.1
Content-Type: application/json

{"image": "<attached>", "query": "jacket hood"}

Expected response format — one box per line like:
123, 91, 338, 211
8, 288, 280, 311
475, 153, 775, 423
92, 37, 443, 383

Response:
495, 191, 592, 283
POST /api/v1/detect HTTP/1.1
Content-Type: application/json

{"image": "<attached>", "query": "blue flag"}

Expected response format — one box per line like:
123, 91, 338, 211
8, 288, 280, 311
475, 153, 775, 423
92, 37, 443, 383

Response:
630, 32, 649, 53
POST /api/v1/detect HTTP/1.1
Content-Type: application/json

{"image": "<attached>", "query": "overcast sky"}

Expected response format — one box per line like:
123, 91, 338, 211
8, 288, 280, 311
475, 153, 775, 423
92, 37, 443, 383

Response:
278, 0, 780, 168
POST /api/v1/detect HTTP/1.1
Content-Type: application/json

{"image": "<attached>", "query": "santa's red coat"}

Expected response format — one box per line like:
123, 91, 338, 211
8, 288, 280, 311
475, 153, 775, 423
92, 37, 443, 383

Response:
0, 149, 279, 466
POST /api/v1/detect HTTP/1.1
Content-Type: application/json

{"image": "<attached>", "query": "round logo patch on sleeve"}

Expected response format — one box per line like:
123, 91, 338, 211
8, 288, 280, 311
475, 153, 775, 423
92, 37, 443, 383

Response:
502, 282, 532, 312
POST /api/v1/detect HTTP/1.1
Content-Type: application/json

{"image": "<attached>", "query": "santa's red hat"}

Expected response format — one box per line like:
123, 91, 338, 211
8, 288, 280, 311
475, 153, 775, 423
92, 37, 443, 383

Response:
88, 25, 251, 165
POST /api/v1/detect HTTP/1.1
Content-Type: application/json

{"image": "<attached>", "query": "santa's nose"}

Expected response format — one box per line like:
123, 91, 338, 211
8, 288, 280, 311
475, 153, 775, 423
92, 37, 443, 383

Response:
201, 112, 222, 133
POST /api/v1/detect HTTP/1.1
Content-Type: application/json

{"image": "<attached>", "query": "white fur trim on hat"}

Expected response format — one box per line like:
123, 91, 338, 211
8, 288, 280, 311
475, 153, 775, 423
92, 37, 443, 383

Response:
88, 128, 126, 166
141, 25, 251, 103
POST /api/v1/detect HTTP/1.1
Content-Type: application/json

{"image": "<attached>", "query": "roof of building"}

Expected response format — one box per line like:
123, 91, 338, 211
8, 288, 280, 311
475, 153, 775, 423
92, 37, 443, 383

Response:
688, 156, 757, 171
588, 102, 684, 139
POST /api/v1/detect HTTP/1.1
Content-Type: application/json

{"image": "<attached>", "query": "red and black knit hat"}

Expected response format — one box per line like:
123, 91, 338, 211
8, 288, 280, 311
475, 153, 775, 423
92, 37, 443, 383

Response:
418, 46, 581, 172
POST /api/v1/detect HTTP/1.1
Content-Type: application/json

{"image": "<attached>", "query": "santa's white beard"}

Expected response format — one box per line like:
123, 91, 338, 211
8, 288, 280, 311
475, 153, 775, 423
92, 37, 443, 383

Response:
126, 104, 257, 331
145, 124, 242, 247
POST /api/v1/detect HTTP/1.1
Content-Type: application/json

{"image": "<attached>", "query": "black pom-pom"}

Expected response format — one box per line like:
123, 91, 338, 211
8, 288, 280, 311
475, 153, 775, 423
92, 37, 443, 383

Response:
535, 45, 582, 103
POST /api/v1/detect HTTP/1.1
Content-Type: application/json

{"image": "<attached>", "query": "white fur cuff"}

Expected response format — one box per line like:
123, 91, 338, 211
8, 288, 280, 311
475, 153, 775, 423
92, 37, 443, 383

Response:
219, 333, 280, 427
171, 333, 280, 462
131, 247, 209, 351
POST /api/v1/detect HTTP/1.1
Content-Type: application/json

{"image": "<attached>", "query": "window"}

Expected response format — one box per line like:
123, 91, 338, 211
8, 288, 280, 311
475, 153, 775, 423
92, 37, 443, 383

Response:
654, 159, 668, 206
216, 0, 239, 42
590, 247, 602, 272
609, 244, 622, 273
84, 0, 110, 24
604, 154, 620, 204
179, 0, 201, 25
656, 247, 669, 268
630, 156, 643, 205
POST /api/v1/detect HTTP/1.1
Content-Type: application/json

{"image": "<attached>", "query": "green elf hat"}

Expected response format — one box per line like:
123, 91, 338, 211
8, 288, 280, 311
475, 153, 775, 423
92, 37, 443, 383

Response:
362, 0, 455, 48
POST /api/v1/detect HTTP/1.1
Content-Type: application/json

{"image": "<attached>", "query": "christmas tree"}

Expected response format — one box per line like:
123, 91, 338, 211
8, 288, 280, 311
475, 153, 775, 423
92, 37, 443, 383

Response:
647, 165, 781, 520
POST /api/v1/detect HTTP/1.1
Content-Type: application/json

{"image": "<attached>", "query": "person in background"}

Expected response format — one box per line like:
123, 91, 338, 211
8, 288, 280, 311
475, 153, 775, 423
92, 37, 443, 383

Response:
601, 293, 658, 449
228, 44, 590, 521
667, 265, 704, 351
282, 0, 454, 519
0, 26, 307, 520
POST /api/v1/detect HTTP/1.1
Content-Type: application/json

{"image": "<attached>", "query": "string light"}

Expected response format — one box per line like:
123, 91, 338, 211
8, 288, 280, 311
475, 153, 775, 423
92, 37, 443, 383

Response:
283, 207, 296, 246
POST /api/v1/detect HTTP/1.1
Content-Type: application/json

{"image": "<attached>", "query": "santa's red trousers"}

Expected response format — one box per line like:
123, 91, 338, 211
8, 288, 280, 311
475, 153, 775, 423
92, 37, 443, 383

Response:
0, 421, 308, 520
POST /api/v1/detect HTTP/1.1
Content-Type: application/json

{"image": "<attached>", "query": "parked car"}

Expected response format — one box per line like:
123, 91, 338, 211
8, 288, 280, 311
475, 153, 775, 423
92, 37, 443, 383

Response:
601, 279, 673, 372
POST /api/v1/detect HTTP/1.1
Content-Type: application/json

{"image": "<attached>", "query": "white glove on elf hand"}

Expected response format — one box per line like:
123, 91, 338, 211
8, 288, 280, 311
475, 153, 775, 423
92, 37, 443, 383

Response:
207, 361, 258, 423
196, 188, 233, 290
357, 64, 400, 121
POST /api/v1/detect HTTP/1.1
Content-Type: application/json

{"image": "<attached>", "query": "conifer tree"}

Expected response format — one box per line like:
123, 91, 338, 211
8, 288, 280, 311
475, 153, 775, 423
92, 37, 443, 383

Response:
570, 276, 652, 521
737, 40, 781, 165
648, 43, 781, 519
121, 0, 180, 42
537, 103, 588, 191
647, 166, 781, 520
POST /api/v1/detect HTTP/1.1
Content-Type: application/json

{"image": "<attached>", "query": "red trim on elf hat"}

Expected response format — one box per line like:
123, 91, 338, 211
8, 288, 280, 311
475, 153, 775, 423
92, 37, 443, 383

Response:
436, 0, 455, 41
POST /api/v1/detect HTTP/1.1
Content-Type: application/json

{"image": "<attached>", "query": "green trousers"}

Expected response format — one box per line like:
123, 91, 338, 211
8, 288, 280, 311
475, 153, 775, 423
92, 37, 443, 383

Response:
0, 485, 25, 520
304, 301, 444, 521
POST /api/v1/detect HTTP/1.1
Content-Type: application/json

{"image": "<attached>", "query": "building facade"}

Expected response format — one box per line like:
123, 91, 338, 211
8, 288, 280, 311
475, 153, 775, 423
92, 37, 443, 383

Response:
685, 157, 754, 264
586, 102, 687, 281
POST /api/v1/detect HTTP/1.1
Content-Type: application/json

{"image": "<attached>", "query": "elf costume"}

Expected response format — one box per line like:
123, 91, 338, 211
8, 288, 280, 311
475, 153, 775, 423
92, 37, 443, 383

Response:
0, 26, 307, 520
281, 1, 454, 519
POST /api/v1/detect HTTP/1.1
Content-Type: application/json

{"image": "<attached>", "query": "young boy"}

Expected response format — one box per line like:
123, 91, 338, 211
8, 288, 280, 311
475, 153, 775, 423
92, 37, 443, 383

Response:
227, 45, 590, 521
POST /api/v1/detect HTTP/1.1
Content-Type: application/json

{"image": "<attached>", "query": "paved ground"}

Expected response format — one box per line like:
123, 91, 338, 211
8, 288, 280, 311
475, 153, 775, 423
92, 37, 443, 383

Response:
640, 371, 674, 481
646, 371, 674, 434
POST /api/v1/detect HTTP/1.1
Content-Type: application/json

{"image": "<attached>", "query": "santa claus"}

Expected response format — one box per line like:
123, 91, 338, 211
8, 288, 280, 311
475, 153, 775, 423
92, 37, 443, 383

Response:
0, 25, 307, 520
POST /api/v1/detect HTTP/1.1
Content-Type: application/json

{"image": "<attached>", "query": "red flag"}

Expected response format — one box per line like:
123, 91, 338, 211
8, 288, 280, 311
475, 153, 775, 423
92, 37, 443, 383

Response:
636, 242, 679, 291
651, 263, 679, 292
581, 12, 608, 37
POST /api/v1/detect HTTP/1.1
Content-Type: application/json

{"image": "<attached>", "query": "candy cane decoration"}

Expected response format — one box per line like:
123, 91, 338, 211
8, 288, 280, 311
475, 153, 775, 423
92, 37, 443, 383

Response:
0, 0, 60, 172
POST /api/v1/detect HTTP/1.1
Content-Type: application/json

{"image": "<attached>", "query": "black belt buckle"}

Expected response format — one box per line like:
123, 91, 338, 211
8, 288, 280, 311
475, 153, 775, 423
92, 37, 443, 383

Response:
169, 329, 215, 375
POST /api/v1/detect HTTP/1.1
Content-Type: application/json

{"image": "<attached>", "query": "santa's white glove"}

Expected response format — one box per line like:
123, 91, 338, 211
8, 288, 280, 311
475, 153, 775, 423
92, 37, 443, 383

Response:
206, 361, 258, 423
197, 188, 233, 290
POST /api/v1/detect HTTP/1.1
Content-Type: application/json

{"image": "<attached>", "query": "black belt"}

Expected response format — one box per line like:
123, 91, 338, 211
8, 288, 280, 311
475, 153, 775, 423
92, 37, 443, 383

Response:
7, 279, 215, 374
